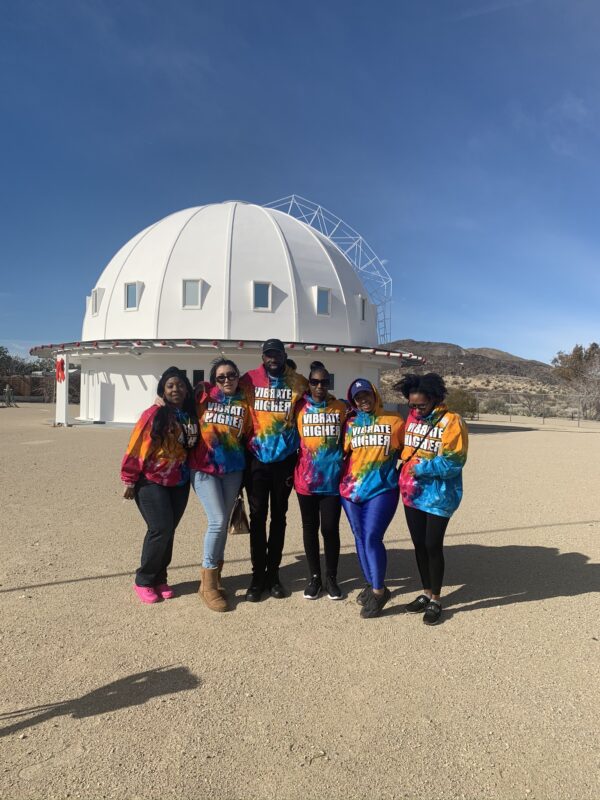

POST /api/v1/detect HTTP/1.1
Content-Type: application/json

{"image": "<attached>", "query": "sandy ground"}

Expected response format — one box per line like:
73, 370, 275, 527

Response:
1, 404, 599, 800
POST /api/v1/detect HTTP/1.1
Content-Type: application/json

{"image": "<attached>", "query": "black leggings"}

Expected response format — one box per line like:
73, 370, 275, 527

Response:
404, 505, 450, 596
297, 493, 341, 577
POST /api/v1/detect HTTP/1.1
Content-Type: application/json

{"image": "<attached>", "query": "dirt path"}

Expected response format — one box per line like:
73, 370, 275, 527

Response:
1, 405, 598, 799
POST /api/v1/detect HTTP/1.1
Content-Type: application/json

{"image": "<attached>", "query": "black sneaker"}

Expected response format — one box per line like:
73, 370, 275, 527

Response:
360, 586, 391, 619
325, 575, 343, 600
303, 575, 322, 600
404, 594, 432, 614
356, 585, 372, 606
423, 600, 442, 625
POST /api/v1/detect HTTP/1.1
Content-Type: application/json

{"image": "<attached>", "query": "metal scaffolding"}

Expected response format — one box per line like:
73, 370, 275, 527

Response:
265, 195, 392, 345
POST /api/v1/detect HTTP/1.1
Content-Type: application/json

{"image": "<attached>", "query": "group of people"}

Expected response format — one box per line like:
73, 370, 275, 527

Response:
121, 338, 468, 625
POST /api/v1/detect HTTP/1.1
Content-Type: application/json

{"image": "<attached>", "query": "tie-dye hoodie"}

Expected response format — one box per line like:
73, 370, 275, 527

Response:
188, 383, 252, 475
339, 383, 405, 503
294, 394, 348, 495
399, 404, 468, 518
240, 365, 308, 463
121, 405, 197, 487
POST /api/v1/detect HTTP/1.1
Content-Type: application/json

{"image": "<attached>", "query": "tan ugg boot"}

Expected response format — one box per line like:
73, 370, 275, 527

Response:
200, 567, 228, 612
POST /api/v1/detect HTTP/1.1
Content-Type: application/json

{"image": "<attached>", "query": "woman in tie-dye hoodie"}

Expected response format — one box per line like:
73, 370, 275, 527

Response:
189, 358, 252, 613
340, 379, 405, 618
121, 367, 199, 605
397, 372, 468, 626
294, 361, 349, 601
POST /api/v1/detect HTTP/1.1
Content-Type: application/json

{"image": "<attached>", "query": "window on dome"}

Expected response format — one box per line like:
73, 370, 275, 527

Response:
316, 287, 331, 316
361, 296, 367, 321
125, 283, 139, 310
182, 279, 201, 308
253, 281, 271, 311
91, 288, 104, 316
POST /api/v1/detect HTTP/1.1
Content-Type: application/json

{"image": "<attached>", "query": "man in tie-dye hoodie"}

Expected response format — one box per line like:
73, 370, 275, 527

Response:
340, 379, 405, 618
240, 339, 308, 602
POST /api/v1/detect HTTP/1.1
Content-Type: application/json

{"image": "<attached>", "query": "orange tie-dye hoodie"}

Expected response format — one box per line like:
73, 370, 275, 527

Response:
339, 382, 405, 503
240, 365, 308, 463
121, 405, 196, 487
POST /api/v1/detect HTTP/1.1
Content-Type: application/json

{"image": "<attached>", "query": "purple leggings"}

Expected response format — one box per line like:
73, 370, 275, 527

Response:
341, 488, 399, 590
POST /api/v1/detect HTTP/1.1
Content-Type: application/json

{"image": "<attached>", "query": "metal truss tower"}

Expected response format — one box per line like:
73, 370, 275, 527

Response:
265, 195, 392, 345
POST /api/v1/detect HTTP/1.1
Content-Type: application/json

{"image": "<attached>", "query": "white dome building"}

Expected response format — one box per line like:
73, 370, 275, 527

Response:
33, 198, 422, 424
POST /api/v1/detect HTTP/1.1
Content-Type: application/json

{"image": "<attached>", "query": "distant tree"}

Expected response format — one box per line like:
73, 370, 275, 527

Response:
446, 387, 477, 419
0, 346, 54, 376
482, 396, 508, 414
552, 343, 600, 419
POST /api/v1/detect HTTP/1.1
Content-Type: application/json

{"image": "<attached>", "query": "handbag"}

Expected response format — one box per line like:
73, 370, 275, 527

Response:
229, 493, 250, 535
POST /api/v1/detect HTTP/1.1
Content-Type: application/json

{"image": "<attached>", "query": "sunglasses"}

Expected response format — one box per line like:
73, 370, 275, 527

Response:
409, 402, 430, 410
309, 378, 330, 388
215, 372, 238, 383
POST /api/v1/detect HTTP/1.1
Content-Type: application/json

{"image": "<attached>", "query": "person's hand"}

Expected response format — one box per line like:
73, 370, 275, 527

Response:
123, 485, 136, 500
154, 395, 165, 407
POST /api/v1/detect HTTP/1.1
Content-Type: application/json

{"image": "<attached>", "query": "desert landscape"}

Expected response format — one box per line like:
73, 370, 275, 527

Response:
1, 404, 599, 799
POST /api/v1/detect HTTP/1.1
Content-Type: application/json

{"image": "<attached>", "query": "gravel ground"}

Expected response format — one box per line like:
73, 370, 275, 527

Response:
1, 405, 599, 800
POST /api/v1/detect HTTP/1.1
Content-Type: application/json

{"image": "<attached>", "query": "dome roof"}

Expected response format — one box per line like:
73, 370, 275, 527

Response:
82, 201, 378, 346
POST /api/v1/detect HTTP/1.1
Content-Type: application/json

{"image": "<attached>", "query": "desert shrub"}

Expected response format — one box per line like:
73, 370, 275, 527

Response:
446, 388, 477, 419
482, 396, 509, 414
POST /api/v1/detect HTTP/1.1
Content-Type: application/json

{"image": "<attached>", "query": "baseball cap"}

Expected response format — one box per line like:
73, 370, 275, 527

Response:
262, 338, 286, 354
349, 379, 372, 399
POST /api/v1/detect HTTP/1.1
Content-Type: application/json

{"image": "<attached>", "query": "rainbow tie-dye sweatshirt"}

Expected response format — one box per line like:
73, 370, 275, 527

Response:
399, 404, 468, 518
121, 405, 196, 487
294, 394, 348, 495
188, 383, 252, 476
339, 384, 405, 503
240, 365, 308, 464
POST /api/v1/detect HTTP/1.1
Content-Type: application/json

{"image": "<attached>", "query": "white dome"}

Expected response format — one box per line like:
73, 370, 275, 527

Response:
82, 201, 378, 346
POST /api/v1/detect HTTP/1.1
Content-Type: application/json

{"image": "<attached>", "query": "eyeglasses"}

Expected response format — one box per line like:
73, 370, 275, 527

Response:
409, 402, 430, 410
215, 372, 238, 383
309, 378, 330, 388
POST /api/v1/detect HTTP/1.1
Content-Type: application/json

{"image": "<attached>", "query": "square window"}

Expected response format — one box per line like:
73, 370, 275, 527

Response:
183, 279, 200, 308
193, 369, 205, 387
253, 281, 271, 311
125, 283, 138, 310
316, 287, 331, 316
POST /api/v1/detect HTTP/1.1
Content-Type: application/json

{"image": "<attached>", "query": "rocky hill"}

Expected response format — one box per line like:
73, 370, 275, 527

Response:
380, 339, 561, 402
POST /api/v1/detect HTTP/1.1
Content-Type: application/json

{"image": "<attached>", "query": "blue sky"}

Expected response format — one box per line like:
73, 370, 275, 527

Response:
1, 0, 599, 363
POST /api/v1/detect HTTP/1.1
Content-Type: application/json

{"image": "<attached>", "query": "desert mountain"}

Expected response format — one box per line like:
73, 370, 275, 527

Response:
380, 339, 560, 400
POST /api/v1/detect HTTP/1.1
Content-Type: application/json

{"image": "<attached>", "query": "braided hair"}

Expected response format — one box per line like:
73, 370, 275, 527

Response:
151, 366, 198, 445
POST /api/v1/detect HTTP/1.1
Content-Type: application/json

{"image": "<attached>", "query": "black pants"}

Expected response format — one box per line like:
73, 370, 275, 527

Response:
244, 453, 297, 578
134, 480, 190, 586
297, 493, 341, 578
404, 505, 450, 596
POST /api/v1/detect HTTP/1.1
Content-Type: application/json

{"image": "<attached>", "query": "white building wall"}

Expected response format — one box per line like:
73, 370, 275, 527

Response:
79, 353, 381, 424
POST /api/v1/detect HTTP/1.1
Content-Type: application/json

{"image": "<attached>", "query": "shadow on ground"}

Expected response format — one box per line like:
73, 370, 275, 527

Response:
177, 540, 599, 622
0, 666, 200, 738
467, 423, 537, 434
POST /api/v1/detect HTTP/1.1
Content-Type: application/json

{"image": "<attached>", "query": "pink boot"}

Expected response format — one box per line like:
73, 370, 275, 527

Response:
155, 583, 176, 600
133, 584, 160, 604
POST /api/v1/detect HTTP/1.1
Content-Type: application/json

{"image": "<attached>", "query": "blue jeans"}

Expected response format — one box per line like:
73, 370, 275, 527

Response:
191, 469, 243, 568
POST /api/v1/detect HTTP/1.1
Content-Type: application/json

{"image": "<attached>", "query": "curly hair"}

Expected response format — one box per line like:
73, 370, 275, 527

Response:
394, 372, 447, 402
209, 358, 240, 386
151, 366, 198, 446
